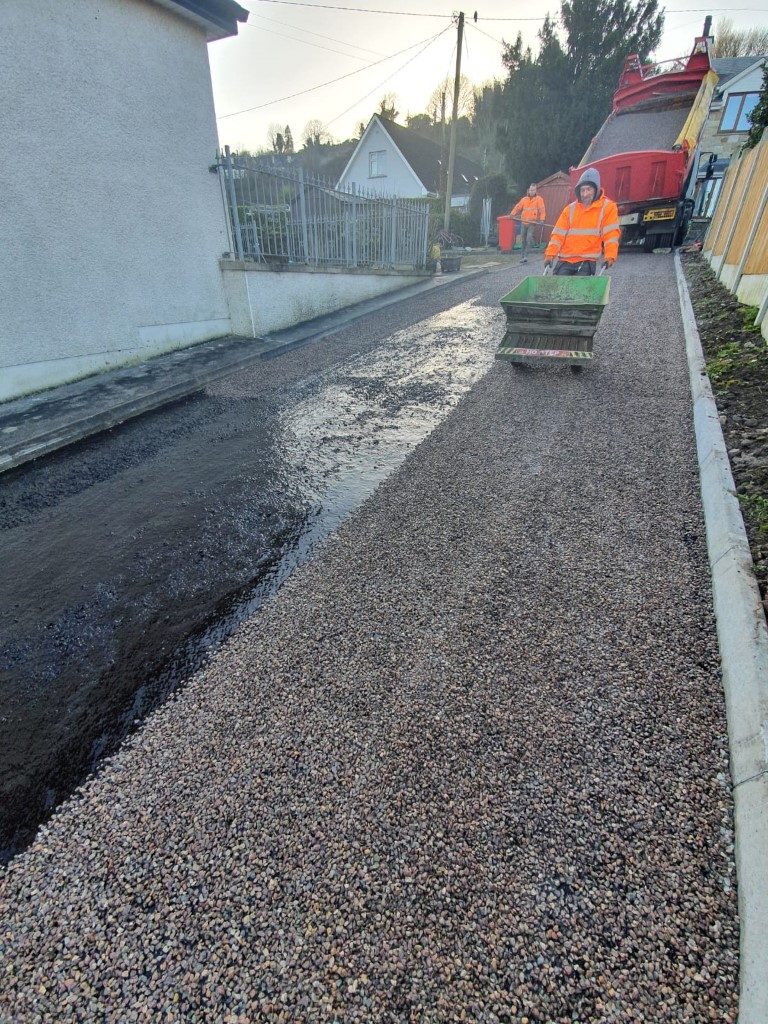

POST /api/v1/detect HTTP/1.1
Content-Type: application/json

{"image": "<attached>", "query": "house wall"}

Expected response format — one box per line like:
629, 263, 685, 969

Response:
338, 122, 427, 198
698, 63, 766, 167
0, 0, 231, 401
220, 263, 429, 337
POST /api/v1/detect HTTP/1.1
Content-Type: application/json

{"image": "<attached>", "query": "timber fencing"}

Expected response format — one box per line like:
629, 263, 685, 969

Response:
702, 137, 768, 341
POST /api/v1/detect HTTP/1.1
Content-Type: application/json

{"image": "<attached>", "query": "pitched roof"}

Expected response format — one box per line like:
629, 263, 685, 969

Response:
711, 56, 766, 95
376, 117, 484, 194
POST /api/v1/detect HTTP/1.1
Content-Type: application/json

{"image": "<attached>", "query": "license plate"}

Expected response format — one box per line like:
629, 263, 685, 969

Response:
644, 207, 676, 222
619, 213, 639, 225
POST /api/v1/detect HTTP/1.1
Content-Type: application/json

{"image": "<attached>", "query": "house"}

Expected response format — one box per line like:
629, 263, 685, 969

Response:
0, 0, 247, 402
691, 55, 767, 217
337, 115, 483, 207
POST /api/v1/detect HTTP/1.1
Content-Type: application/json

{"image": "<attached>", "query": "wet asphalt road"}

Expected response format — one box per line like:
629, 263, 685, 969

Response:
0, 268, 512, 859
0, 253, 739, 1021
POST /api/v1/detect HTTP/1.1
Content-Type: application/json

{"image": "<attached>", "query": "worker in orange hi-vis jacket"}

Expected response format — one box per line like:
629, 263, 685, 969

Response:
509, 184, 546, 264
544, 167, 620, 276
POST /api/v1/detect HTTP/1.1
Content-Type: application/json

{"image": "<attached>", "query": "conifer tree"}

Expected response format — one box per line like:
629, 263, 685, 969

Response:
746, 63, 768, 149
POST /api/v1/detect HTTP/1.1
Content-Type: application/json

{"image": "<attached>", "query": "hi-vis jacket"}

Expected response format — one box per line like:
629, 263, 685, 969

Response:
510, 195, 546, 223
544, 194, 620, 263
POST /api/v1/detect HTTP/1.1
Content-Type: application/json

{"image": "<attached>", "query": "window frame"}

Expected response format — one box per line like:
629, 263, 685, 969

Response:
719, 91, 760, 133
368, 149, 387, 178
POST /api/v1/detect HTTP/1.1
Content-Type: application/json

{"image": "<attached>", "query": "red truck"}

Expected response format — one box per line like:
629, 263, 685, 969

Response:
572, 24, 717, 251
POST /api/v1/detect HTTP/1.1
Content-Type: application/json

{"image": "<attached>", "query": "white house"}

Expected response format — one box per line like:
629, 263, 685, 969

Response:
692, 55, 766, 217
337, 115, 483, 208
0, 0, 247, 402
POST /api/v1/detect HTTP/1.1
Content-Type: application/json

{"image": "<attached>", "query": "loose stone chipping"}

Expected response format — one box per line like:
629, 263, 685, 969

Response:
0, 256, 738, 1022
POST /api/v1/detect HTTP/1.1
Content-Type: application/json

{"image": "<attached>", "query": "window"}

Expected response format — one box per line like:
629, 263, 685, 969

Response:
720, 92, 760, 132
369, 150, 386, 177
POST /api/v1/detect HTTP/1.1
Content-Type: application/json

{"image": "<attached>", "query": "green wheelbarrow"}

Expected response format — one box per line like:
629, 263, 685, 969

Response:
496, 270, 610, 372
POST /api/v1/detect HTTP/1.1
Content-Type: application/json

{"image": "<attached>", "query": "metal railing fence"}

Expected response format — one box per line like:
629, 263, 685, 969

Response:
215, 148, 430, 272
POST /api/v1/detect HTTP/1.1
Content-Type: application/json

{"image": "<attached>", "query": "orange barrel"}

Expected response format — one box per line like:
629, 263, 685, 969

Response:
497, 215, 516, 253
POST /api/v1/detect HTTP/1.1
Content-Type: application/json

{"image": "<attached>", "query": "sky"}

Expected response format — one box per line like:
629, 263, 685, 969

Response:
209, 0, 768, 153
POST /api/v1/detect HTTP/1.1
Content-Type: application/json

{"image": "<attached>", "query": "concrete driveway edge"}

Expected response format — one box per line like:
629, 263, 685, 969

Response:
675, 251, 768, 1023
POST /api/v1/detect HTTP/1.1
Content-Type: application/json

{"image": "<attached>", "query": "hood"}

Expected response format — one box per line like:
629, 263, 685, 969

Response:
576, 167, 602, 200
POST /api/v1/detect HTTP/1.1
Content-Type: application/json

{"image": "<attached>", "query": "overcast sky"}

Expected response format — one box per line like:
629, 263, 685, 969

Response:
209, 0, 768, 153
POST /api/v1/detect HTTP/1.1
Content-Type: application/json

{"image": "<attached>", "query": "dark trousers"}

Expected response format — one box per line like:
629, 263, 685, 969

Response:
554, 260, 596, 276
519, 222, 536, 256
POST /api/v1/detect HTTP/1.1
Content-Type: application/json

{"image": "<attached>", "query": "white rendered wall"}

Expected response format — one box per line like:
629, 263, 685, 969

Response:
338, 122, 428, 198
221, 265, 427, 336
0, 0, 231, 401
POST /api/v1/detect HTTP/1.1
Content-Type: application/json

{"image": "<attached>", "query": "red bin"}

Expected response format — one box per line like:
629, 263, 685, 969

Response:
497, 215, 516, 253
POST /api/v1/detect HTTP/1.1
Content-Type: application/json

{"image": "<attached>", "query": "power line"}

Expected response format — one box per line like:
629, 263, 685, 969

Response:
242, 21, 373, 59
249, 0, 448, 15
218, 29, 448, 119
327, 24, 452, 125
482, 6, 767, 15
470, 22, 506, 46
244, 11, 384, 55
248, 1, 767, 19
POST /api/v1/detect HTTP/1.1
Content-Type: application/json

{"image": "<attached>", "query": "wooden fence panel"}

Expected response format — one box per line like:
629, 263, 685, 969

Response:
704, 161, 738, 255
744, 200, 768, 276
712, 151, 755, 258
723, 145, 767, 266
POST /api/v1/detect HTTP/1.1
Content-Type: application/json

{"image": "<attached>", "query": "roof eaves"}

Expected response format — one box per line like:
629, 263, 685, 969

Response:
713, 55, 766, 94
152, 0, 248, 41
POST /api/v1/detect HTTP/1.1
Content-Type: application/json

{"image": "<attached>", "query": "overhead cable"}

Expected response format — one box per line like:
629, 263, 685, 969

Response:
327, 23, 452, 125
218, 29, 449, 118
244, 11, 384, 55
249, 0, 447, 15
242, 21, 372, 59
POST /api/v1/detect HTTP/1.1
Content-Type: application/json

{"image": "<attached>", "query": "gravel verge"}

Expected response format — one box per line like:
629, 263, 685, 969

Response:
0, 255, 738, 1022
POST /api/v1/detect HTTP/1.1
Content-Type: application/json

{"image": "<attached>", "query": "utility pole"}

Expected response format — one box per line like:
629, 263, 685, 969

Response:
443, 11, 464, 233
440, 90, 447, 197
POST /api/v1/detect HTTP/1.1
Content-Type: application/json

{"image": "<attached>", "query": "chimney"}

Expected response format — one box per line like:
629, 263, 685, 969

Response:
703, 15, 712, 38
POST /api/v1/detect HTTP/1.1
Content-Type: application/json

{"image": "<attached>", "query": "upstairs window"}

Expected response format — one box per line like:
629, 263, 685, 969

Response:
369, 150, 386, 177
720, 92, 760, 132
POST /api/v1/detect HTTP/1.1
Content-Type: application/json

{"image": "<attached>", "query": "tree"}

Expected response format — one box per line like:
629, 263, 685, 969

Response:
426, 74, 475, 123
378, 93, 399, 120
471, 82, 505, 173
746, 62, 768, 148
301, 119, 328, 148
268, 122, 285, 154
406, 113, 434, 134
496, 0, 663, 188
283, 126, 294, 154
711, 18, 768, 58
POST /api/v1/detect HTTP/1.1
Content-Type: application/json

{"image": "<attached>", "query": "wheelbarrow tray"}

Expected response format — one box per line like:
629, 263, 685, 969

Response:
497, 275, 610, 364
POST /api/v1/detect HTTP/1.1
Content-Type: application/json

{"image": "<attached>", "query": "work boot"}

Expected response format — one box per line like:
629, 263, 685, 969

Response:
520, 256, 528, 264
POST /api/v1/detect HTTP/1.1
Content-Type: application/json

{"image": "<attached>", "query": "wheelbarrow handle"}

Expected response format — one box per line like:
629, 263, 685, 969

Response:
542, 264, 552, 277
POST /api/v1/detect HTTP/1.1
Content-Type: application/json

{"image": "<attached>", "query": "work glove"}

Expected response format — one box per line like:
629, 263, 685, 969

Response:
603, 257, 615, 268
544, 259, 553, 268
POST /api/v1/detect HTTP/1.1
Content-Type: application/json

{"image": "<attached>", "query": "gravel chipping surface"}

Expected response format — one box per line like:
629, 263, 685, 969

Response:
0, 255, 739, 1022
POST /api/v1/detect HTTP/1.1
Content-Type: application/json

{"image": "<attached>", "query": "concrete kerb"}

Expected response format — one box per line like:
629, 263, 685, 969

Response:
0, 266, 489, 475
675, 251, 768, 1023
